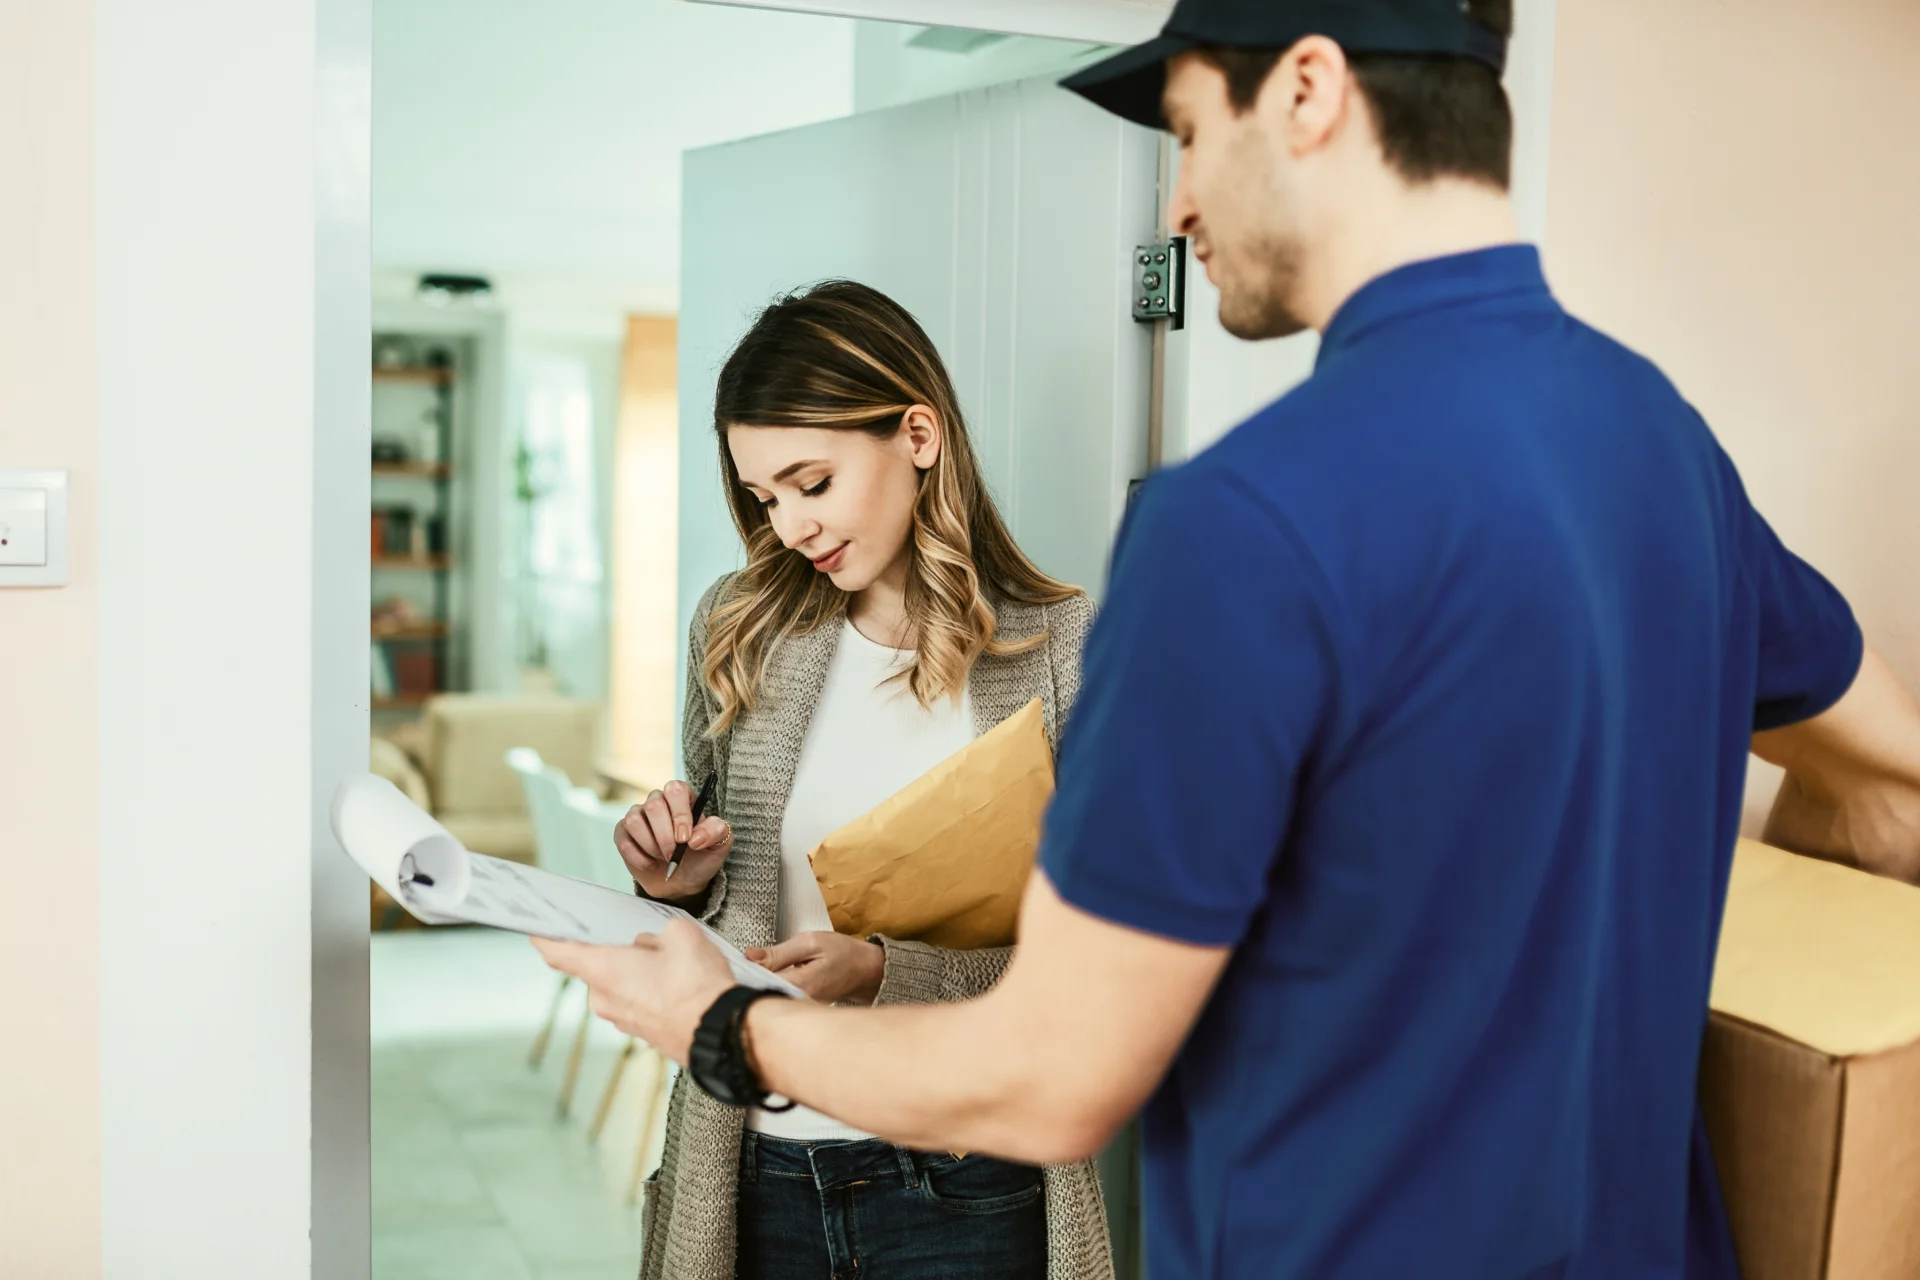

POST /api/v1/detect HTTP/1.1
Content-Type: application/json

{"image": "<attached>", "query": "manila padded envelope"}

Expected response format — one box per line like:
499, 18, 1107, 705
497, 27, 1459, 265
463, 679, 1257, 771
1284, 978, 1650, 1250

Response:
808, 697, 1053, 950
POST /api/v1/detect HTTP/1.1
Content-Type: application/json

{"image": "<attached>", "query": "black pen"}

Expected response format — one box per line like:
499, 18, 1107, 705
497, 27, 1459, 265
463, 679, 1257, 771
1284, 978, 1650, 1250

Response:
665, 771, 719, 882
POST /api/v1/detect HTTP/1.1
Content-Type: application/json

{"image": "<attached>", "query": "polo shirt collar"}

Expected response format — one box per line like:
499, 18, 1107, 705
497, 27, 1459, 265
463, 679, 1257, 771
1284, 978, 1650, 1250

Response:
1318, 244, 1552, 365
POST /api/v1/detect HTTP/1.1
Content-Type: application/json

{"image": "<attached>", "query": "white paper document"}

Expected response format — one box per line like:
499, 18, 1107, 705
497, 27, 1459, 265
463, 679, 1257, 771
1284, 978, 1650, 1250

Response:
331, 773, 800, 997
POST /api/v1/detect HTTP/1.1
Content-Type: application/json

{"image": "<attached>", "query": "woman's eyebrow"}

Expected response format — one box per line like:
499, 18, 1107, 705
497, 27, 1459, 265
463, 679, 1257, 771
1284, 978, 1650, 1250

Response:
771, 459, 827, 483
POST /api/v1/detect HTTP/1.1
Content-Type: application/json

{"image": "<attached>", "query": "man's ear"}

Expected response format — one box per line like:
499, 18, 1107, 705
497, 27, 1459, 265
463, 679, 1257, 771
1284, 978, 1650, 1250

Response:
1267, 34, 1352, 157
902, 405, 943, 471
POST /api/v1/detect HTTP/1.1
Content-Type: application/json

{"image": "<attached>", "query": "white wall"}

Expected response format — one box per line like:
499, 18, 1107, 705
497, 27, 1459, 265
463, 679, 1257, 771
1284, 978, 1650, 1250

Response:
852, 21, 1108, 112
503, 329, 625, 700
1166, 0, 1560, 461
373, 0, 859, 315
373, 0, 865, 709
96, 0, 369, 1276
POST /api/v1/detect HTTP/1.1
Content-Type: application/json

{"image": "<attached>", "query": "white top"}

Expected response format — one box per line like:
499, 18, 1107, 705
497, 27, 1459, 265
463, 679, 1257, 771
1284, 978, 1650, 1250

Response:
747, 617, 976, 1142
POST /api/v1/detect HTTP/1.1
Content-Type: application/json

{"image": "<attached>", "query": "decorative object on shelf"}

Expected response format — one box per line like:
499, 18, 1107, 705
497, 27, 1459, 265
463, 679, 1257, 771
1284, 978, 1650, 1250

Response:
371, 438, 410, 465
377, 506, 416, 559
513, 438, 556, 673
371, 595, 421, 635
416, 273, 493, 308
373, 335, 415, 370
425, 513, 449, 556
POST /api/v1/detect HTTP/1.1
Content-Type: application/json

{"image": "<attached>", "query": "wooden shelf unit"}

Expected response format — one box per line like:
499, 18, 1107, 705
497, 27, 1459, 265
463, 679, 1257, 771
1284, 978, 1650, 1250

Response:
372, 366, 453, 386
372, 619, 452, 641
371, 334, 465, 713
372, 555, 452, 572
372, 460, 452, 479
371, 695, 431, 711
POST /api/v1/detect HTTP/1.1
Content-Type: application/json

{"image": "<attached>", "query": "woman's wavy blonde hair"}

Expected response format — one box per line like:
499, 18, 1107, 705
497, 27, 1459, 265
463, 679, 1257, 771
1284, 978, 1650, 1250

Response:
702, 280, 1080, 736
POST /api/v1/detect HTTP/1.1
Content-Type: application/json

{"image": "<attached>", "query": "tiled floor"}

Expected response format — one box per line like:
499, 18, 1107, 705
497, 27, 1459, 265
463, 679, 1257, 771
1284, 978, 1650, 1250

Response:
373, 927, 657, 1280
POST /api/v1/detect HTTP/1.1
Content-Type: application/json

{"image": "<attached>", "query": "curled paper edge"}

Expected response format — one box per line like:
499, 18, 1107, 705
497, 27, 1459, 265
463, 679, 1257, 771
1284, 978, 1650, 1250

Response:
330, 773, 472, 920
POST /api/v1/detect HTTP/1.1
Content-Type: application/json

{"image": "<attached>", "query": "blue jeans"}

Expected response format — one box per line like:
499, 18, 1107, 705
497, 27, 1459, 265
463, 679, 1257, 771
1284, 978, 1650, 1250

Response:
735, 1132, 1047, 1280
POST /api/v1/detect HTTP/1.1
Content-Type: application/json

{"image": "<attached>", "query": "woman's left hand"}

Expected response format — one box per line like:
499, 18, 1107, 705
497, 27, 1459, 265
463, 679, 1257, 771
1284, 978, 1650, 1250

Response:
746, 932, 886, 1005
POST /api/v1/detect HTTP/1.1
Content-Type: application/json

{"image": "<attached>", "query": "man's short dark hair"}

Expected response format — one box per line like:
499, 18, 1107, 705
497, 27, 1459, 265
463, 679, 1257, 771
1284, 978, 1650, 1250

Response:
1196, 0, 1514, 190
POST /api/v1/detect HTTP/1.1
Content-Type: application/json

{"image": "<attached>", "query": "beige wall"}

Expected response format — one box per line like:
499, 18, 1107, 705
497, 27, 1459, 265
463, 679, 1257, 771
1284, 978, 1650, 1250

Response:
1546, 0, 1920, 826
0, 0, 101, 1271
608, 315, 680, 790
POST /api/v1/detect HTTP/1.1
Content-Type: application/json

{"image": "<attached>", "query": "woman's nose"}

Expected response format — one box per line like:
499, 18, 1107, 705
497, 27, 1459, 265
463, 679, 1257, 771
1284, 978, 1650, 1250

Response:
769, 506, 818, 551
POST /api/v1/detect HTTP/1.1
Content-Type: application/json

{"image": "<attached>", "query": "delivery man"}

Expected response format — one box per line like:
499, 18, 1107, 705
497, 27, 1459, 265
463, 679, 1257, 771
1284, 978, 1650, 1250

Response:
538, 1, 1920, 1275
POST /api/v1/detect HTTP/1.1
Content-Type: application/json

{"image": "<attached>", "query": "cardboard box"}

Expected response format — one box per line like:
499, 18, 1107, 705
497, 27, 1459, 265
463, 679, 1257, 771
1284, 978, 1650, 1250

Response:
1702, 840, 1920, 1280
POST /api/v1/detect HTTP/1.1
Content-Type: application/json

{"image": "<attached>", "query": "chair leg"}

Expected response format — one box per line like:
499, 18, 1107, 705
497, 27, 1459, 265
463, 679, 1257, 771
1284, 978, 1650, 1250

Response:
528, 974, 572, 1068
627, 1051, 671, 1205
589, 1038, 637, 1141
557, 1002, 593, 1118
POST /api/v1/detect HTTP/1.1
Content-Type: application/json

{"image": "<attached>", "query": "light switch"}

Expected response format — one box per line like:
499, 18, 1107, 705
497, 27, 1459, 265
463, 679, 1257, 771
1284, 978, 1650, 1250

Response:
0, 489, 49, 567
0, 469, 68, 587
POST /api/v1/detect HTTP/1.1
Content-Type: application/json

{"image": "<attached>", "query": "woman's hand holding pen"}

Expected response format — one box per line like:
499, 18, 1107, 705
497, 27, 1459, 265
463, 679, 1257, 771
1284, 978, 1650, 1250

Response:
617, 778, 732, 901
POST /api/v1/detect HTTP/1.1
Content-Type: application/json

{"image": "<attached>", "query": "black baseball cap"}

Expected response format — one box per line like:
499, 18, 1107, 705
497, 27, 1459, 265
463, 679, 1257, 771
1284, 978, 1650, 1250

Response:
1062, 0, 1508, 130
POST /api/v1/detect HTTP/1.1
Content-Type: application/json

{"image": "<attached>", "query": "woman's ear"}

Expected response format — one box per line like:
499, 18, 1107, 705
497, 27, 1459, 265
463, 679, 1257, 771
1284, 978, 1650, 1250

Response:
901, 405, 943, 471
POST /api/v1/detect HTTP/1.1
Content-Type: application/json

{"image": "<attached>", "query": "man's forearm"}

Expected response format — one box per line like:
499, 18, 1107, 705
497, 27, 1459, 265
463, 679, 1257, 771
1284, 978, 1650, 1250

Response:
533, 874, 1224, 1165
743, 989, 1106, 1165
732, 875, 1227, 1164
1756, 646, 1920, 882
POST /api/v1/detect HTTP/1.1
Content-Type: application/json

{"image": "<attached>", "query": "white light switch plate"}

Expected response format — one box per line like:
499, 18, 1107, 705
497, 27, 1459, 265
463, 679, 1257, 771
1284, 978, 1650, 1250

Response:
0, 469, 69, 587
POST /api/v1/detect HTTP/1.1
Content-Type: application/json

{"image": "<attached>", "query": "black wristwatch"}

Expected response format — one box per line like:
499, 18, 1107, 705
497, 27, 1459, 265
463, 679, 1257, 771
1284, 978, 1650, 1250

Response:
689, 986, 796, 1111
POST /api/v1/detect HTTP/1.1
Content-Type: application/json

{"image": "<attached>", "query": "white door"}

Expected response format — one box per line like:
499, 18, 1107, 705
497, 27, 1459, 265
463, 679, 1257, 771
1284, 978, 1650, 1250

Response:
677, 72, 1160, 659
676, 68, 1161, 1275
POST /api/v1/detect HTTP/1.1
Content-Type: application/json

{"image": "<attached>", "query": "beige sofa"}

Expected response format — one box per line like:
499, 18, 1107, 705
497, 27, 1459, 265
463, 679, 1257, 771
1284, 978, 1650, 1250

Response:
372, 693, 602, 864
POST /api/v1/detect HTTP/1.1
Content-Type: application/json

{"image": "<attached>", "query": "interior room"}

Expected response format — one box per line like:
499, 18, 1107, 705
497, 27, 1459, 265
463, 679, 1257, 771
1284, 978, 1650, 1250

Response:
359, 4, 1120, 1277
4, 1, 1919, 1278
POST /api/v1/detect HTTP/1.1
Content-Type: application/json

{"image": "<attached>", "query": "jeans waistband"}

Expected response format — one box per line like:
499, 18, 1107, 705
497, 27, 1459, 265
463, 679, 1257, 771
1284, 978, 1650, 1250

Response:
740, 1131, 932, 1192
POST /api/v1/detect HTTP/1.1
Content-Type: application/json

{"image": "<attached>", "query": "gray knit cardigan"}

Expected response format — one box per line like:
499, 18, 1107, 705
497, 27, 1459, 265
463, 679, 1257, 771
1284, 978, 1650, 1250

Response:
636, 574, 1114, 1280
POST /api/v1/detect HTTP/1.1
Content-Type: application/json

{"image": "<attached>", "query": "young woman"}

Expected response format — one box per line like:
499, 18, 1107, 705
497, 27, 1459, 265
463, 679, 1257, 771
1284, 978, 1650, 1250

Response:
614, 280, 1113, 1280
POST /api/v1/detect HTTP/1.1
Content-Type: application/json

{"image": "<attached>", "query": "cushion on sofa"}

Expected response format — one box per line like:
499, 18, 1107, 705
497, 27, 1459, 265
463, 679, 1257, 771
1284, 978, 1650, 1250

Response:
439, 813, 538, 864
425, 694, 601, 816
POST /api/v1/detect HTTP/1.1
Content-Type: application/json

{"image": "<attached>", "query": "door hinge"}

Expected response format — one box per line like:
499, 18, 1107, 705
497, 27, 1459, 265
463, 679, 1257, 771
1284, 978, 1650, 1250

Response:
1131, 238, 1186, 329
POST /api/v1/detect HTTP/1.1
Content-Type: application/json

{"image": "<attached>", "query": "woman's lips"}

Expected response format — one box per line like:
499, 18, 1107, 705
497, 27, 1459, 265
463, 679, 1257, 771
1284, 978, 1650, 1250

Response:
811, 544, 849, 573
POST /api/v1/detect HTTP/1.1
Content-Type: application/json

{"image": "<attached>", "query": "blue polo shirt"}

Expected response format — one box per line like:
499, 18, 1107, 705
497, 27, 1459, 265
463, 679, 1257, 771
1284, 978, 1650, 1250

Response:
1040, 246, 1862, 1279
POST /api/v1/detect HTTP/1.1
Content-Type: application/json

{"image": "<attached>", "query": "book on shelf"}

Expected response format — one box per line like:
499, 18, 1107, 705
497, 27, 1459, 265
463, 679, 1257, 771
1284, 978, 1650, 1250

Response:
391, 646, 439, 699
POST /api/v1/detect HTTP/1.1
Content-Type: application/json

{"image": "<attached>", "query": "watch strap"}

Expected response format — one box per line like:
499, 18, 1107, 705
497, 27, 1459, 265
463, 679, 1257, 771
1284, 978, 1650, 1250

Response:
689, 985, 793, 1110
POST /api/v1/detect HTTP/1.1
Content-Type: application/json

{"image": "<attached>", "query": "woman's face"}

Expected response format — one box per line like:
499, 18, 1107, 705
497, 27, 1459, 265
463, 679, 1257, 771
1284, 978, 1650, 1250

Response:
728, 411, 940, 594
